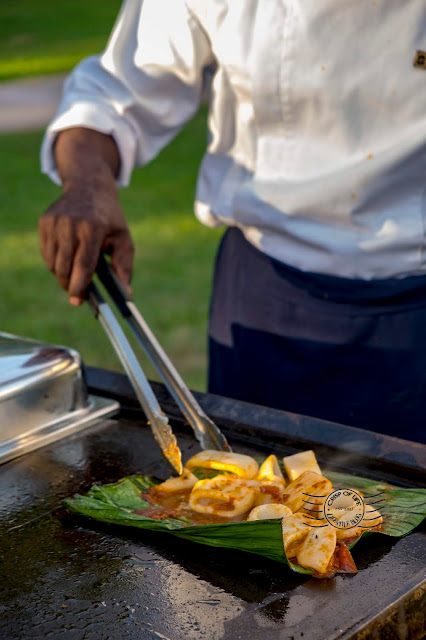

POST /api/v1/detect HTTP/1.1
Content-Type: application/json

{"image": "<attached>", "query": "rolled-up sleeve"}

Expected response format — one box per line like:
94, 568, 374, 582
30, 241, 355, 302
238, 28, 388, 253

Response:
41, 0, 213, 187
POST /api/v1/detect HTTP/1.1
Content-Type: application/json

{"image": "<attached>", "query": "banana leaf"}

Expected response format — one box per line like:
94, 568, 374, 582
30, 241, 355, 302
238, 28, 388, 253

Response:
64, 469, 426, 576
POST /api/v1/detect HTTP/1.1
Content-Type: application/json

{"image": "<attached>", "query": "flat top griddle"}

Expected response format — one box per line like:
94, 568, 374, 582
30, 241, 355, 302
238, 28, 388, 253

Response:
0, 367, 425, 640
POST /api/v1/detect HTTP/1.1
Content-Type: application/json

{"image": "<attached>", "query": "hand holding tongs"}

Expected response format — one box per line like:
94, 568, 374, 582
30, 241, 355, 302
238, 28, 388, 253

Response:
87, 255, 231, 474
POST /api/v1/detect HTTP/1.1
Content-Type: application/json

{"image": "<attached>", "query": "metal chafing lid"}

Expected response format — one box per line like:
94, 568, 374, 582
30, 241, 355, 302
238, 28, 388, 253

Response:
0, 332, 76, 399
0, 333, 119, 465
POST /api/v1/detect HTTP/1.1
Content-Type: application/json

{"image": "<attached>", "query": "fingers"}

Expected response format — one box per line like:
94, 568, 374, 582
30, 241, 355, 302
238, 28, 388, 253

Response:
40, 213, 102, 305
39, 215, 57, 272
68, 227, 135, 305
39, 191, 134, 306
107, 230, 135, 296
54, 218, 77, 291
68, 224, 104, 305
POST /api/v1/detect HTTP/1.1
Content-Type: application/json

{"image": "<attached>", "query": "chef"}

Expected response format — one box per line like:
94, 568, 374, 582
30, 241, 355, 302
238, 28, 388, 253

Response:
40, 1, 426, 442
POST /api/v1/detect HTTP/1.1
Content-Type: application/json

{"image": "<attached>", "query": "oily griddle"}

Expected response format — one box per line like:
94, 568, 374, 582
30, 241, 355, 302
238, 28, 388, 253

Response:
0, 369, 425, 640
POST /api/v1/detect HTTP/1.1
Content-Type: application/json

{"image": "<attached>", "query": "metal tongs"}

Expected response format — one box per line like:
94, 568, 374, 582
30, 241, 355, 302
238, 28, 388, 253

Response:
87, 255, 231, 475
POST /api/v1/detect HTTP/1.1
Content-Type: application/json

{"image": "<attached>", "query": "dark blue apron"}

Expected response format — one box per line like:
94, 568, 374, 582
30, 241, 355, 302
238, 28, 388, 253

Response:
208, 227, 426, 443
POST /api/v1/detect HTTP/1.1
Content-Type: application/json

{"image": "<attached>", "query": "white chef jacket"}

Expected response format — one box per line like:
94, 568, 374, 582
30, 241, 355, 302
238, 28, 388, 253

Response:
42, 0, 426, 280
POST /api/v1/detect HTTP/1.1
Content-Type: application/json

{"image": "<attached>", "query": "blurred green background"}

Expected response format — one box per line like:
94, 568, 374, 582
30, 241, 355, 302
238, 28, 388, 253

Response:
0, 0, 122, 81
0, 1, 222, 391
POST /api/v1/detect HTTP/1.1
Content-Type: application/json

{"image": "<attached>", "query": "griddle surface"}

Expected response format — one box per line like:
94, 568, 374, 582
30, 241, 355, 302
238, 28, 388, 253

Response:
0, 403, 425, 640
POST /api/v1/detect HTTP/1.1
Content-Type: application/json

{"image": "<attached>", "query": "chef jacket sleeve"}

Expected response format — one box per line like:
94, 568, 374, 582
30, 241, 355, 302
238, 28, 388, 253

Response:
41, 0, 213, 187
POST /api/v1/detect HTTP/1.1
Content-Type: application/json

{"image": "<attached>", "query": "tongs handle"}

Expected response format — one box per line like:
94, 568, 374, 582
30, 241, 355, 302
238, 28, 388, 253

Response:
87, 282, 182, 474
95, 256, 132, 318
96, 256, 231, 452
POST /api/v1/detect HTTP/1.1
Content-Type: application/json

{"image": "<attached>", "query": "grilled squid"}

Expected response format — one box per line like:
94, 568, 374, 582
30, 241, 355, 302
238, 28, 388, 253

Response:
253, 481, 286, 506
282, 513, 339, 573
283, 450, 322, 481
256, 455, 286, 485
189, 475, 256, 517
154, 469, 198, 493
296, 524, 337, 574
185, 450, 259, 479
362, 504, 383, 527
282, 471, 332, 515
335, 504, 383, 541
247, 503, 292, 521
281, 512, 311, 556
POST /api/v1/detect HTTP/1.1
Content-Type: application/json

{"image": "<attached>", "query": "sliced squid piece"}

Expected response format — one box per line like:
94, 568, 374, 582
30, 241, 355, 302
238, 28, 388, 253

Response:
218, 477, 285, 507
281, 471, 332, 515
189, 476, 256, 517
247, 503, 292, 521
362, 504, 383, 527
257, 455, 286, 485
297, 524, 337, 574
185, 450, 259, 479
281, 512, 311, 556
325, 488, 363, 532
154, 469, 198, 493
254, 481, 286, 506
336, 504, 383, 541
283, 450, 322, 481
335, 526, 361, 541
326, 507, 346, 527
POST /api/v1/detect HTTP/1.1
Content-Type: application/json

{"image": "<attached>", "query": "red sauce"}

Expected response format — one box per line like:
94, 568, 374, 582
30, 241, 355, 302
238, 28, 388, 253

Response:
135, 506, 181, 520
138, 487, 245, 525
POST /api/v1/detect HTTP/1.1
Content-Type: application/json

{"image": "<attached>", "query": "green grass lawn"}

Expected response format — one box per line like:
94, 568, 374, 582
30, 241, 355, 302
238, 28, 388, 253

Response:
0, 107, 222, 391
0, 0, 122, 81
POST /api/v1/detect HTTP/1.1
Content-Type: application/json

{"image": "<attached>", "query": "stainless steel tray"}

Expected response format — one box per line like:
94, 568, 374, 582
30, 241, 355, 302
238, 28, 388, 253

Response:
0, 332, 119, 463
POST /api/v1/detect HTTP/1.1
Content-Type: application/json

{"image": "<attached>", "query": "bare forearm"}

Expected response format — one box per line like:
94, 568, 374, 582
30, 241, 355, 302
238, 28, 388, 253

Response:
40, 127, 134, 305
55, 127, 120, 192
